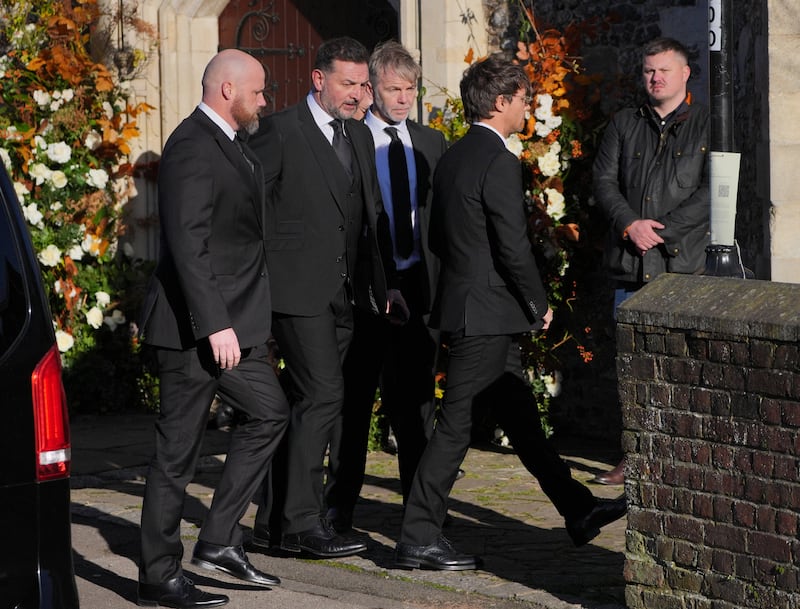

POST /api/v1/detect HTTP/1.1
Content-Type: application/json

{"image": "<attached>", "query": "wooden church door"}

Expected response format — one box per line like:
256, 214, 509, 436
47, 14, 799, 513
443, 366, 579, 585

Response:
218, 0, 398, 115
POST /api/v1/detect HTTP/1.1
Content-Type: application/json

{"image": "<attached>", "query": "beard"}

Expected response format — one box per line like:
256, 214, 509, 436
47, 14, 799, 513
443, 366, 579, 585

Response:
231, 97, 260, 135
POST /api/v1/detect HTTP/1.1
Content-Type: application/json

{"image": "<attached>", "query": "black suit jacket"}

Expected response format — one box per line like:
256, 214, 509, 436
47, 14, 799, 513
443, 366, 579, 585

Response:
249, 99, 392, 317
406, 120, 447, 313
139, 108, 271, 349
428, 124, 548, 336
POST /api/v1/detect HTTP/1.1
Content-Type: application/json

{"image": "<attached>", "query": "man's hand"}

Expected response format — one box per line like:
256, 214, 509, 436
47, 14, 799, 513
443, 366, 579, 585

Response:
385, 288, 410, 326
626, 219, 665, 256
542, 307, 554, 331
208, 327, 241, 370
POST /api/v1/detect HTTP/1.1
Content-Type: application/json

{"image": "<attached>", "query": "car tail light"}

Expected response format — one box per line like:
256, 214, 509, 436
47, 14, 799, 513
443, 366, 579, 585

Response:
31, 344, 71, 481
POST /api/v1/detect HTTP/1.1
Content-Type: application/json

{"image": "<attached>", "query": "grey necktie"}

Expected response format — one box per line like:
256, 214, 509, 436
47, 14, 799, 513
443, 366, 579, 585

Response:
330, 120, 353, 179
234, 136, 254, 173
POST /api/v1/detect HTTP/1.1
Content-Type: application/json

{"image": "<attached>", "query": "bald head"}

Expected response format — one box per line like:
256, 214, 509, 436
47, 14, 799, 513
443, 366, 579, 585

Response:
201, 49, 267, 133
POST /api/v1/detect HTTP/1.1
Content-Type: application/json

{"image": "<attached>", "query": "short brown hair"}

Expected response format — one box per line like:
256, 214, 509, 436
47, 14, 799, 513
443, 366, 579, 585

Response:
460, 54, 530, 123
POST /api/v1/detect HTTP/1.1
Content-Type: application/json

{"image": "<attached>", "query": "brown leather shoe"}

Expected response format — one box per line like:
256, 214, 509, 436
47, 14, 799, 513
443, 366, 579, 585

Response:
591, 458, 625, 485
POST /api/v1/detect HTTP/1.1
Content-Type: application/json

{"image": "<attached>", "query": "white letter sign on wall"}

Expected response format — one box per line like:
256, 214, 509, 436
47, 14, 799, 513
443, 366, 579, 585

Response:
709, 0, 721, 51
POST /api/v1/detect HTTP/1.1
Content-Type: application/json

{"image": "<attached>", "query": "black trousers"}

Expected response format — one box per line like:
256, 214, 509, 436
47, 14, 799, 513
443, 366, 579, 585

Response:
139, 342, 289, 584
399, 333, 597, 546
326, 266, 437, 519
266, 283, 354, 534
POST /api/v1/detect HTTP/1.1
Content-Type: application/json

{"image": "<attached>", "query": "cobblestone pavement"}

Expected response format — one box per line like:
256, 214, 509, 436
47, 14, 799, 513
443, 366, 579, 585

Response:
70, 414, 627, 609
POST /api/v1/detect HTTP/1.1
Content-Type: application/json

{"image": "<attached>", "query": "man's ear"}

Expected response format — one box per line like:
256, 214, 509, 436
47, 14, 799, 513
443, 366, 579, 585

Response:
493, 94, 507, 114
221, 81, 234, 100
311, 68, 325, 92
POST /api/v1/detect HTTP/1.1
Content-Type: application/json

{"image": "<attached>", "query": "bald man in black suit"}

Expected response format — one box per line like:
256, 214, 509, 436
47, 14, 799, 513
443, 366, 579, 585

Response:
137, 49, 289, 608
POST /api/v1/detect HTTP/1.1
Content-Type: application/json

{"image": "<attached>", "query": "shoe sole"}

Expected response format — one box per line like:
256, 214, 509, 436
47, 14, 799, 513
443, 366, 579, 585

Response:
249, 536, 272, 549
394, 557, 478, 571
190, 557, 280, 587
279, 543, 367, 558
136, 597, 228, 608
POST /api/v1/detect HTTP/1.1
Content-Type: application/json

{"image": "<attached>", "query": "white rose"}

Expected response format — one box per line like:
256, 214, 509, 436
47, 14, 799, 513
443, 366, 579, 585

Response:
0, 148, 11, 170
55, 330, 74, 352
537, 151, 561, 177
49, 99, 63, 112
544, 187, 566, 220
86, 306, 104, 329
67, 244, 84, 260
86, 168, 109, 189
103, 309, 126, 331
505, 133, 524, 158
38, 244, 62, 267
51, 201, 63, 211
29, 162, 52, 185
23, 203, 43, 227
49, 170, 68, 189
33, 89, 51, 107
14, 181, 30, 203
61, 89, 74, 102
95, 291, 111, 308
84, 129, 102, 151
54, 280, 62, 294
33, 135, 47, 152
102, 101, 114, 119
46, 141, 72, 164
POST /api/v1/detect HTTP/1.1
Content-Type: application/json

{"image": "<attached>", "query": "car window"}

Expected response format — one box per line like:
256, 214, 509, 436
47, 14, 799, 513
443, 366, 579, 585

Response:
0, 198, 29, 358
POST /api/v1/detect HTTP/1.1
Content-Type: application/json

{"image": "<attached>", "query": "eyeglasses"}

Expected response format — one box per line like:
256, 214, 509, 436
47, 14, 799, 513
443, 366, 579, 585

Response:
512, 93, 533, 105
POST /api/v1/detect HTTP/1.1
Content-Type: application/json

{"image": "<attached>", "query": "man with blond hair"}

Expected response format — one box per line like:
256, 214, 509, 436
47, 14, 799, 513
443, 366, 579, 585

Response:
325, 41, 448, 533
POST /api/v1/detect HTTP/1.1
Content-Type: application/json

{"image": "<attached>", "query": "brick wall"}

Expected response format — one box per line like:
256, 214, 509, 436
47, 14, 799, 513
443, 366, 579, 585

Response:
617, 273, 800, 609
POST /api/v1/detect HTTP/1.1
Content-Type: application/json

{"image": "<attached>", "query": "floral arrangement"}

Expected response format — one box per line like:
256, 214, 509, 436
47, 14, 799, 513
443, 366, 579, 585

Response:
427, 6, 607, 439
0, 0, 157, 411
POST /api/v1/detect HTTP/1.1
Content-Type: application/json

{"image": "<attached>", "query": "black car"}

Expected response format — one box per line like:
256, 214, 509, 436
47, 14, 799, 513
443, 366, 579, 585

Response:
0, 163, 80, 608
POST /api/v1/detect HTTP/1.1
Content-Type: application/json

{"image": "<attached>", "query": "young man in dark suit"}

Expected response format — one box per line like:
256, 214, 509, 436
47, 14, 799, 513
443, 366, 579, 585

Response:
248, 37, 405, 558
324, 41, 448, 533
394, 55, 627, 571
137, 49, 289, 608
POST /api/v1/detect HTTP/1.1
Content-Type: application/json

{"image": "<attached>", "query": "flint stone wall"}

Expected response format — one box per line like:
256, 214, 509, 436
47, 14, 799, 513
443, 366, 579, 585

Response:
617, 273, 800, 609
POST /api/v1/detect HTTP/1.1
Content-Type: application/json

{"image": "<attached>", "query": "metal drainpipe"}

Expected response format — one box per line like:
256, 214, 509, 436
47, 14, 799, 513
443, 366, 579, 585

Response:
704, 0, 749, 277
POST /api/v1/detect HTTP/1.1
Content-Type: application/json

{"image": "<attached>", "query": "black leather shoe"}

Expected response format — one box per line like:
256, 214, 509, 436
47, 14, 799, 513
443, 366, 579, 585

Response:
250, 524, 272, 549
394, 535, 478, 571
566, 496, 627, 547
280, 520, 366, 557
191, 541, 280, 587
137, 575, 228, 608
325, 507, 353, 534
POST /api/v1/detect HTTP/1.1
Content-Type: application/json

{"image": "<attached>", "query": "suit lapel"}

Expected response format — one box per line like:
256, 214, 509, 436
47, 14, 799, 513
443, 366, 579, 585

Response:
297, 102, 349, 215
191, 110, 265, 231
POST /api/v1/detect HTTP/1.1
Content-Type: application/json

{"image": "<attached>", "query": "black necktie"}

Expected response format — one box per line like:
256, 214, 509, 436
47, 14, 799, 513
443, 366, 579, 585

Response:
330, 120, 353, 179
384, 126, 413, 259
234, 136, 254, 173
